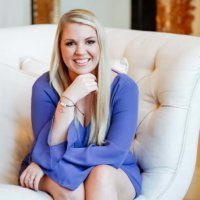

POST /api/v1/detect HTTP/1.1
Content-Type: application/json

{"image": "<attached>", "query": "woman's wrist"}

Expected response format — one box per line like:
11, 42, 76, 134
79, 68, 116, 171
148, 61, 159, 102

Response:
58, 99, 74, 113
60, 96, 74, 107
57, 95, 76, 113
62, 91, 78, 104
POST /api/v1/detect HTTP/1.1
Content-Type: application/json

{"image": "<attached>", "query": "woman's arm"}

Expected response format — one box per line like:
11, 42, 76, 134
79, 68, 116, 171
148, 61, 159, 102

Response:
30, 74, 75, 168
49, 97, 75, 146
50, 73, 97, 145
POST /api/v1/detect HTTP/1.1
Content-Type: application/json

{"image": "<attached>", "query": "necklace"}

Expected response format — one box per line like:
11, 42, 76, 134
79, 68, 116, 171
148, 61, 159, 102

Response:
75, 93, 93, 117
75, 104, 85, 116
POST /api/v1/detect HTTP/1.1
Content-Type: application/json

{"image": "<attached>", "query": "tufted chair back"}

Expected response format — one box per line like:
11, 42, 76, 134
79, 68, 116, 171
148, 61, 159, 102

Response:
106, 28, 200, 200
0, 25, 199, 200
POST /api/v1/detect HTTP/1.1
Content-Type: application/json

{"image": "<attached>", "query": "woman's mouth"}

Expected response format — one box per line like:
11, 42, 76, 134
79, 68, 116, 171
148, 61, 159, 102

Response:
73, 58, 91, 66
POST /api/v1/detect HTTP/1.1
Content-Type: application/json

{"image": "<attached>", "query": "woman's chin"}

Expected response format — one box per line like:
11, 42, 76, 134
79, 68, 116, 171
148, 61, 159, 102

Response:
74, 67, 96, 74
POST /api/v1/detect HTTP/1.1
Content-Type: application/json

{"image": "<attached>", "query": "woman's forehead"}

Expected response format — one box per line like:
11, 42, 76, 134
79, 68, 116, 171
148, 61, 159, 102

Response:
61, 22, 97, 39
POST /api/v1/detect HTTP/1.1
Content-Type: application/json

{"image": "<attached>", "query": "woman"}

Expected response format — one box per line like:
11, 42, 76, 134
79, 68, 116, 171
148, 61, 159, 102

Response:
19, 9, 141, 200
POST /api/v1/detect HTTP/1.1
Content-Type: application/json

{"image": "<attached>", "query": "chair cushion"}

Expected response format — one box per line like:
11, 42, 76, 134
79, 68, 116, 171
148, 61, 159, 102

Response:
0, 184, 52, 200
19, 57, 49, 77
0, 62, 36, 184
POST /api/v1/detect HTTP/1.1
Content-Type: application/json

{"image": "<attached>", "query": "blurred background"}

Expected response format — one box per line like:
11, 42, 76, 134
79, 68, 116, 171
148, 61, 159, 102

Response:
0, 0, 199, 36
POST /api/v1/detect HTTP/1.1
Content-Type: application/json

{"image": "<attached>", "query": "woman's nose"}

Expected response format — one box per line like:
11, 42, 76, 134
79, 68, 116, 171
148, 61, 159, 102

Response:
75, 44, 86, 55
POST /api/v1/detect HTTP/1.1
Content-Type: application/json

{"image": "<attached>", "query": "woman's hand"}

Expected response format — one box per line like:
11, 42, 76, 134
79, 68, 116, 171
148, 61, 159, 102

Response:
63, 73, 98, 103
20, 162, 44, 191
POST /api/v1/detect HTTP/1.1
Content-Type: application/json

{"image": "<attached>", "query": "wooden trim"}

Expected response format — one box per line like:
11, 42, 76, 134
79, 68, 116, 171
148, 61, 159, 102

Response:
156, 0, 195, 34
32, 0, 60, 24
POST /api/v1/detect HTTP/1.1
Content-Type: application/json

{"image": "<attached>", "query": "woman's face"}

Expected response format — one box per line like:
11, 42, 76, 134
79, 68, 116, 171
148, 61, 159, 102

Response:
60, 22, 100, 80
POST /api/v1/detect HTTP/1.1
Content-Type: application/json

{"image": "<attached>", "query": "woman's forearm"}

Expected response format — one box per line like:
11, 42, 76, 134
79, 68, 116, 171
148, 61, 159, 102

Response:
50, 97, 75, 146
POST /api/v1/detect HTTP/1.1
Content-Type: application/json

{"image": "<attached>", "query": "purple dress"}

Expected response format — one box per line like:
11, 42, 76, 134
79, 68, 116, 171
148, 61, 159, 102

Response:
20, 72, 142, 197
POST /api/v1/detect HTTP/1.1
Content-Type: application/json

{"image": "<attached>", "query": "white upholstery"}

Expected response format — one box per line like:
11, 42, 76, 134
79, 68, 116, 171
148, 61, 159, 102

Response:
0, 25, 199, 200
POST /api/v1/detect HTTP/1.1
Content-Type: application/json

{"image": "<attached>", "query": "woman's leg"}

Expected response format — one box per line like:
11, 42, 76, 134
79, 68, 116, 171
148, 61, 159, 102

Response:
84, 165, 136, 200
39, 175, 85, 200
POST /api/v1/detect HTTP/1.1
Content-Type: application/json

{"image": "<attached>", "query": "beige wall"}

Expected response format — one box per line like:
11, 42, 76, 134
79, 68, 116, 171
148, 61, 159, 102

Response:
0, 0, 31, 27
60, 0, 131, 29
0, 0, 131, 29
0, 0, 199, 35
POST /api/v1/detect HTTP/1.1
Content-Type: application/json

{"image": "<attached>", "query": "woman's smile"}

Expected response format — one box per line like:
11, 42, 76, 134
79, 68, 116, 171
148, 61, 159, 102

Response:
73, 58, 91, 66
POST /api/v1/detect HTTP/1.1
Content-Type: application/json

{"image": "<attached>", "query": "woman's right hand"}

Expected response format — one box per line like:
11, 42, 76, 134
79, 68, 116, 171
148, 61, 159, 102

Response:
20, 162, 44, 191
63, 73, 98, 103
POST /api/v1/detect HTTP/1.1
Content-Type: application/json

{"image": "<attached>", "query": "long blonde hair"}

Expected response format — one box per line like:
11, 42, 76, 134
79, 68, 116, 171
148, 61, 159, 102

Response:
49, 9, 111, 145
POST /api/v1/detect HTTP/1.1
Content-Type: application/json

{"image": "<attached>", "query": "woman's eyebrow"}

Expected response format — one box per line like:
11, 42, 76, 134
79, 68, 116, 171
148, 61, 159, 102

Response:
63, 36, 96, 42
85, 36, 96, 40
64, 38, 75, 42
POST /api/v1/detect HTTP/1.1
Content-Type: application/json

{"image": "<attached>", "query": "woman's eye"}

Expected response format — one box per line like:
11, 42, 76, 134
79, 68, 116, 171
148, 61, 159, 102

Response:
65, 42, 74, 47
86, 40, 96, 45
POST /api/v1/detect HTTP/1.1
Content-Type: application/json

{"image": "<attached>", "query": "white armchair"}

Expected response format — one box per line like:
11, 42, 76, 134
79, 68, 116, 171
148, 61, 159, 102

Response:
0, 25, 199, 200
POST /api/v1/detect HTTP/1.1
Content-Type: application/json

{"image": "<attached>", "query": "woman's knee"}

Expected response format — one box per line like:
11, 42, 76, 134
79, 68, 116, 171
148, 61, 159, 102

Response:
86, 165, 115, 185
85, 165, 118, 200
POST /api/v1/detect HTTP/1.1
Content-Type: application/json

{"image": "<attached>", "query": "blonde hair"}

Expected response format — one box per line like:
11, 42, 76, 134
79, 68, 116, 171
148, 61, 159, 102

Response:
49, 9, 111, 145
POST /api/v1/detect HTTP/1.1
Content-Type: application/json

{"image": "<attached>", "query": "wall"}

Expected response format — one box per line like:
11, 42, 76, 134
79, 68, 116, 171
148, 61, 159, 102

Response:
0, 0, 31, 27
60, 0, 131, 29
0, 0, 131, 29
0, 0, 199, 35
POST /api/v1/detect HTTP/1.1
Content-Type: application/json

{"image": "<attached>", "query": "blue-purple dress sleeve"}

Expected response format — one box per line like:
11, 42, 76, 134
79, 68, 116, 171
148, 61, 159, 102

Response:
30, 73, 70, 169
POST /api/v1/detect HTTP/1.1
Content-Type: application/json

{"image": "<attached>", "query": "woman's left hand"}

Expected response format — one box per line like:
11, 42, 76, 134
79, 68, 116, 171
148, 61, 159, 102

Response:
20, 162, 44, 191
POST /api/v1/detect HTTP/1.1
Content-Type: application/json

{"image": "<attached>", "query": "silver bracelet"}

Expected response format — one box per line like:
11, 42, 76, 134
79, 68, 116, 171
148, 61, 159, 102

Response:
59, 95, 84, 116
59, 100, 74, 108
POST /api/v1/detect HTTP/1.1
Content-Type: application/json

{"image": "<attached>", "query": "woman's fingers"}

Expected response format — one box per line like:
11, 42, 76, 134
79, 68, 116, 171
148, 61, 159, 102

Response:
63, 73, 98, 103
20, 169, 32, 188
88, 83, 98, 92
23, 173, 41, 190
34, 173, 43, 191
79, 73, 97, 80
23, 172, 36, 190
24, 172, 32, 188
34, 175, 40, 191
92, 85, 98, 91
28, 174, 36, 189
87, 81, 98, 88
84, 82, 98, 92
19, 162, 44, 191
20, 170, 27, 187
